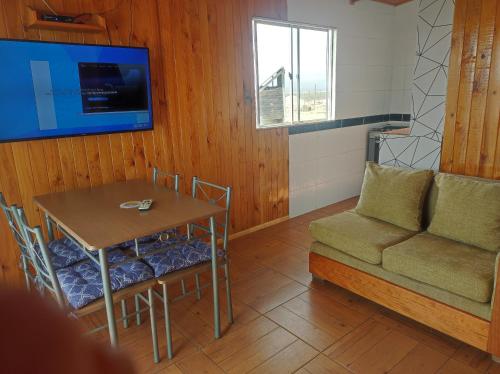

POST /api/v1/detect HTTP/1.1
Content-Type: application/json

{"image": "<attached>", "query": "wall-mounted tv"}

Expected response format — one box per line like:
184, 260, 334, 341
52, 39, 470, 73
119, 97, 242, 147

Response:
0, 39, 153, 143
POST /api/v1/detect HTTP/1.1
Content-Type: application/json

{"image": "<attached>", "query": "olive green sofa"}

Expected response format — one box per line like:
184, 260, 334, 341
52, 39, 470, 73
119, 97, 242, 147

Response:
309, 163, 500, 358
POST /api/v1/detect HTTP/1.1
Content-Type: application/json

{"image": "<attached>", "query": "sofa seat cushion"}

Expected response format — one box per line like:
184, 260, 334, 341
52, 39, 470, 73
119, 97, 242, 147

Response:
40, 238, 87, 271
310, 242, 492, 320
56, 250, 154, 310
309, 211, 415, 264
382, 232, 497, 303
142, 239, 224, 278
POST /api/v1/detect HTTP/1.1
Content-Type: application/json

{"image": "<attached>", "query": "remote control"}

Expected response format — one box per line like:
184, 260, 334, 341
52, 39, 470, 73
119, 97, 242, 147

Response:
138, 199, 153, 211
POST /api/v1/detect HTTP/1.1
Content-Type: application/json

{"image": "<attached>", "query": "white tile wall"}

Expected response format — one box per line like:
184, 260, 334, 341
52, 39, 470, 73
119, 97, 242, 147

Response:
389, 1, 418, 114
289, 125, 375, 217
287, 0, 419, 217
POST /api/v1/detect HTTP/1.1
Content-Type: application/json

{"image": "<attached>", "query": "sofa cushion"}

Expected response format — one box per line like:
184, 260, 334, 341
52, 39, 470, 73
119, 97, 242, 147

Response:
382, 232, 497, 303
142, 239, 223, 278
427, 173, 500, 252
36, 237, 87, 271
309, 211, 415, 264
310, 242, 492, 320
56, 250, 154, 309
355, 162, 433, 231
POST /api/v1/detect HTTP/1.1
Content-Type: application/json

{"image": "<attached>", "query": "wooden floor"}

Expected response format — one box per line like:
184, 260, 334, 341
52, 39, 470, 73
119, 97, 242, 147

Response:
84, 197, 500, 373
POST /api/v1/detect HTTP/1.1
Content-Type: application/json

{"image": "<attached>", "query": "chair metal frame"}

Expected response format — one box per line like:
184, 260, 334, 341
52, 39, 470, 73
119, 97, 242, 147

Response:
189, 176, 232, 312
158, 176, 233, 359
0, 192, 35, 290
129, 167, 181, 328
153, 167, 180, 192
11, 206, 161, 363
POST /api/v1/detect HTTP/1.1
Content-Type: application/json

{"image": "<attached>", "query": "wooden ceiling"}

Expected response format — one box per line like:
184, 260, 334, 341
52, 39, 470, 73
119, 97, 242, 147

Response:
350, 0, 415, 5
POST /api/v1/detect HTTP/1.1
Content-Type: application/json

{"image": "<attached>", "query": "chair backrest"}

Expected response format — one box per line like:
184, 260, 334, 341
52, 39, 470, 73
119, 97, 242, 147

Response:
0, 192, 29, 258
191, 177, 232, 250
0, 192, 37, 289
12, 207, 65, 307
152, 167, 180, 192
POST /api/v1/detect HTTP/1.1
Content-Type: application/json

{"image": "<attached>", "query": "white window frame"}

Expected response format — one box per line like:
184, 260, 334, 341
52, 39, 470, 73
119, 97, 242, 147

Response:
252, 17, 336, 129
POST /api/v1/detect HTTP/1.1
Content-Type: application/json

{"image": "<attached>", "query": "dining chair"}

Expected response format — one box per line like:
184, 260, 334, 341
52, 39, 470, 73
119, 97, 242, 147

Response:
12, 206, 162, 363
117, 167, 180, 252
140, 177, 233, 359
188, 177, 233, 313
0, 192, 34, 290
117, 167, 181, 327
0, 192, 88, 290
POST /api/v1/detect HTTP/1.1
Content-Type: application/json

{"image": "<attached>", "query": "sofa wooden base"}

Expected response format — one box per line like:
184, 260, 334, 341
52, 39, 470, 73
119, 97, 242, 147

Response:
309, 252, 500, 355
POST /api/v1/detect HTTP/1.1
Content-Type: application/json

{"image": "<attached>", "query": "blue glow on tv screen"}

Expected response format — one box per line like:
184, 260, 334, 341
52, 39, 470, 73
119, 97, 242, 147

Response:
0, 39, 153, 142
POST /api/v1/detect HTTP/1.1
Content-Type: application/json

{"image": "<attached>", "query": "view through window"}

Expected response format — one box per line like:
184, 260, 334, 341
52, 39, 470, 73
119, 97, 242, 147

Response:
253, 18, 336, 128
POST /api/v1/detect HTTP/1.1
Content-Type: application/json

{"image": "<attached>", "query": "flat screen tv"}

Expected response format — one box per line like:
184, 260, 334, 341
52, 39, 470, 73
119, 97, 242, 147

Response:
0, 39, 153, 143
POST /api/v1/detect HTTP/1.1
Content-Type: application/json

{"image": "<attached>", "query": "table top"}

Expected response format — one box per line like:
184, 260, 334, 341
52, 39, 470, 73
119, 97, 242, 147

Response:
34, 179, 225, 251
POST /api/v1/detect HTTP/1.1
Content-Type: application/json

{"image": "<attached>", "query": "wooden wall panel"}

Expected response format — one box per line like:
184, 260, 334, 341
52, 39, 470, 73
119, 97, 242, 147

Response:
0, 0, 289, 286
441, 0, 500, 178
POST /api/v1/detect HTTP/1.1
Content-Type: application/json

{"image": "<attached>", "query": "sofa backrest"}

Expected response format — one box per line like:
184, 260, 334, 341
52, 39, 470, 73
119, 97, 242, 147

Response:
423, 172, 500, 229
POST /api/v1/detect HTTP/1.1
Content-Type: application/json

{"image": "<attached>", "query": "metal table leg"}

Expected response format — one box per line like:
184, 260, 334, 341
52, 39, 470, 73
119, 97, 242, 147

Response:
209, 216, 220, 339
45, 212, 54, 241
98, 248, 119, 347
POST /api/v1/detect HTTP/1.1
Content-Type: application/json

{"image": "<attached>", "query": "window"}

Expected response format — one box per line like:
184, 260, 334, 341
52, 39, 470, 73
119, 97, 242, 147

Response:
252, 18, 336, 128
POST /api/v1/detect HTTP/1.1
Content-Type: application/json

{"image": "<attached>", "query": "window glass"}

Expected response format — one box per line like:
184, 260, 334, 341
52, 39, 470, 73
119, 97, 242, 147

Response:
253, 19, 335, 128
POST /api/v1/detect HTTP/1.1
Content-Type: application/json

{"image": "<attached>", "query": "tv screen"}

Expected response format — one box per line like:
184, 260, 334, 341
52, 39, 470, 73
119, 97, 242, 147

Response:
0, 39, 153, 143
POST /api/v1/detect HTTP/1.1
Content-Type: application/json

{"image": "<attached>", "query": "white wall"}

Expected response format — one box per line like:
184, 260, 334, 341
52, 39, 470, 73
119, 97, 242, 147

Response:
289, 125, 369, 216
389, 1, 418, 114
287, 0, 419, 217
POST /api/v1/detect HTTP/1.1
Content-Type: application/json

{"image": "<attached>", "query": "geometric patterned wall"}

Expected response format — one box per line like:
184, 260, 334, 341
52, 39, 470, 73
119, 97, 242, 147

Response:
379, 0, 455, 170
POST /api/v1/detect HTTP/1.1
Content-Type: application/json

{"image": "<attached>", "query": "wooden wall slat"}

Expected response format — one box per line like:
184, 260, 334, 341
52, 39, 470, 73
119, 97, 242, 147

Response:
96, 135, 115, 184
451, 0, 482, 175
441, 0, 500, 179
155, 0, 183, 181
440, 0, 468, 173
84, 136, 104, 187
489, 3, 500, 179
464, 0, 497, 176
0, 0, 289, 285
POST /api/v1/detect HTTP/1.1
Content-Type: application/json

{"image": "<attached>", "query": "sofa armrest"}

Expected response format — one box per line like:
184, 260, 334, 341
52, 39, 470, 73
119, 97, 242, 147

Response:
493, 252, 500, 306
488, 253, 500, 356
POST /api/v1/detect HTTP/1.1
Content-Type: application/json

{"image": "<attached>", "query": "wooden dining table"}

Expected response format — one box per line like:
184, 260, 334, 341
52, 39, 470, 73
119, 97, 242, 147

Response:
34, 179, 227, 347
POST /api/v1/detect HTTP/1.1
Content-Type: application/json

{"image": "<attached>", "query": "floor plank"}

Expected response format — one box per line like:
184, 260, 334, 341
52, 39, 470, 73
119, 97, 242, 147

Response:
265, 305, 338, 351
299, 289, 371, 327
203, 316, 278, 364
373, 310, 461, 357
248, 339, 318, 374
389, 343, 449, 374
174, 351, 224, 373
232, 268, 308, 313
438, 359, 483, 374
348, 330, 418, 373
452, 344, 494, 373
324, 319, 392, 366
282, 296, 355, 340
217, 328, 297, 373
299, 354, 352, 374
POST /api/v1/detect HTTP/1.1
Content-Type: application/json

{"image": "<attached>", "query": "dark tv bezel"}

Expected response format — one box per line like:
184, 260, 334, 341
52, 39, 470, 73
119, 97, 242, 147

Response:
0, 38, 154, 143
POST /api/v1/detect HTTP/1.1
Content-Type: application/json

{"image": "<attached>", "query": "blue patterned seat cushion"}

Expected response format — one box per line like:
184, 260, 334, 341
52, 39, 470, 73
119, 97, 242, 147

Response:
143, 238, 223, 278
56, 250, 154, 309
36, 238, 88, 271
